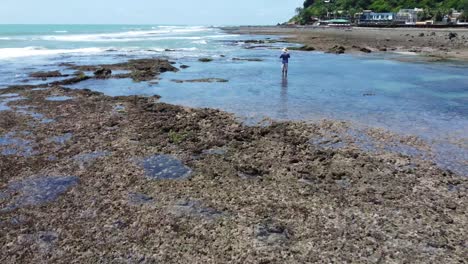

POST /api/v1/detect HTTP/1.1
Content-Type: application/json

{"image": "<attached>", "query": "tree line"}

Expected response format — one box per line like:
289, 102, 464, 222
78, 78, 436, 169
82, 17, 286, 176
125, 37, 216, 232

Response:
292, 0, 468, 23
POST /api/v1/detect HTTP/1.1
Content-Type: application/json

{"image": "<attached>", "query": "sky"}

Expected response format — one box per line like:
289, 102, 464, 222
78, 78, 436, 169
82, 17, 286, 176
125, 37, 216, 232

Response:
0, 0, 304, 25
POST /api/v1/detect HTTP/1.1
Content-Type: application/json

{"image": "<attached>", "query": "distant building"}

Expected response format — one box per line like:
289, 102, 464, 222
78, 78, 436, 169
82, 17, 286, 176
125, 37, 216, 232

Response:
441, 10, 462, 24
396, 9, 421, 25
358, 11, 396, 25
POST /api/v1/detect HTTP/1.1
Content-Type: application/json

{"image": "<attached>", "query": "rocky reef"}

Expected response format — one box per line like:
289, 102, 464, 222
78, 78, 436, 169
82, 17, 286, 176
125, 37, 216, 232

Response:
0, 75, 466, 263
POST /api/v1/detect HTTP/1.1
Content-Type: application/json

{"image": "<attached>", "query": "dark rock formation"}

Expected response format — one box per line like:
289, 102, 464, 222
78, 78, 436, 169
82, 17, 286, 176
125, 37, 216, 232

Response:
448, 32, 457, 40
198, 58, 213, 62
93, 68, 112, 79
327, 45, 346, 54
29, 71, 63, 79
289, 45, 315, 51
360, 47, 372, 53
65, 58, 179, 82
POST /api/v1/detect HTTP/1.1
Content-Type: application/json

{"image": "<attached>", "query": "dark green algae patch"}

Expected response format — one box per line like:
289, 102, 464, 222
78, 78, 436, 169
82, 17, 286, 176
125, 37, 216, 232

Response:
0, 58, 467, 263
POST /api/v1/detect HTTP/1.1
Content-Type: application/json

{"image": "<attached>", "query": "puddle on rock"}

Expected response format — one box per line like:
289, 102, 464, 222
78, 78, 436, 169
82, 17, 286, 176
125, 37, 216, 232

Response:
46, 96, 73, 101
49, 133, 72, 144
309, 136, 346, 150
16, 109, 55, 123
240, 116, 273, 127
0, 176, 79, 211
73, 151, 109, 167
138, 154, 192, 180
202, 148, 227, 155
31, 88, 49, 91
128, 192, 154, 205
0, 96, 27, 111
0, 132, 35, 157
0, 93, 20, 98
113, 104, 126, 113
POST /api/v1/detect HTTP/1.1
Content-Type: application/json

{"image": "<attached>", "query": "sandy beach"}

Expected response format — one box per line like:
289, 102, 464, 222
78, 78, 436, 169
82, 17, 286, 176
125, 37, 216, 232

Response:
1, 57, 467, 263
223, 26, 468, 61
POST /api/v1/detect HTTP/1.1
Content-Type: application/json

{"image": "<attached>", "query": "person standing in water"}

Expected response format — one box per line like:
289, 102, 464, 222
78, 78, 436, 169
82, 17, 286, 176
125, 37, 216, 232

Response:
280, 48, 290, 76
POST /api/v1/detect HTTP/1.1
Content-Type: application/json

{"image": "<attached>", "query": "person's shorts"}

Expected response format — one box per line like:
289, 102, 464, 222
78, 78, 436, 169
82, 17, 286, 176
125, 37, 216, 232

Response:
282, 63, 288, 70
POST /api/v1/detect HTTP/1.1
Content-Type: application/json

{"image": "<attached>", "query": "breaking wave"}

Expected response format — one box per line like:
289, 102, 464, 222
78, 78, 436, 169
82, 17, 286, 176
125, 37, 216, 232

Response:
0, 47, 105, 59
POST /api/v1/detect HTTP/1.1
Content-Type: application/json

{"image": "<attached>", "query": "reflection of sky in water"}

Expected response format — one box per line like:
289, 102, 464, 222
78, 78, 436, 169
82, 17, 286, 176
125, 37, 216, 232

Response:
68, 50, 468, 175
62, 48, 468, 143
46, 96, 73, 101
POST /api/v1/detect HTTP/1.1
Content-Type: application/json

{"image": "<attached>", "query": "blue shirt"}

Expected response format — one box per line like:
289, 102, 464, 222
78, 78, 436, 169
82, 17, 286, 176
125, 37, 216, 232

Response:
280, 53, 290, 63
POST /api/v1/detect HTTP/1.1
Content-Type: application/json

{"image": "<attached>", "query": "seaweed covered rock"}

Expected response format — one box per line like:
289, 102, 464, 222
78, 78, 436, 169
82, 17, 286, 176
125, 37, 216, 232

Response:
93, 68, 112, 79
289, 45, 316, 51
65, 58, 179, 82
198, 58, 213, 62
29, 71, 63, 79
327, 45, 346, 54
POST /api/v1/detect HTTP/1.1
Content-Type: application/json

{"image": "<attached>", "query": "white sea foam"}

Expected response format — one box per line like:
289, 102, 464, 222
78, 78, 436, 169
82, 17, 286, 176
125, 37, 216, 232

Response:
192, 40, 208, 44
206, 34, 240, 39
179, 47, 199, 51
54, 30, 68, 33
0, 47, 105, 59
38, 27, 212, 42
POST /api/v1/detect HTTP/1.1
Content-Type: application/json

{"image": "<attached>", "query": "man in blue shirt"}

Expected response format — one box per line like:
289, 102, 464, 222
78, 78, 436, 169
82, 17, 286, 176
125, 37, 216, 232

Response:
280, 48, 290, 76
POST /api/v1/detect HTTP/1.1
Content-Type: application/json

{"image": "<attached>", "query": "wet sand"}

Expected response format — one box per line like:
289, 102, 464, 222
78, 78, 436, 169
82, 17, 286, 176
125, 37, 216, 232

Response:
222, 26, 468, 61
0, 59, 467, 263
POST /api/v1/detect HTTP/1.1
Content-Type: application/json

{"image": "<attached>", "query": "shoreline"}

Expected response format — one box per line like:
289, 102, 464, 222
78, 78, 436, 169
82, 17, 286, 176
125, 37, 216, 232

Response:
1, 58, 467, 262
222, 26, 468, 62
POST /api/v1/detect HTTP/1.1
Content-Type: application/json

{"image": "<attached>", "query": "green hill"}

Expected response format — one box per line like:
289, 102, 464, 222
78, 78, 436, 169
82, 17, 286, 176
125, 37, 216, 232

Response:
292, 0, 468, 23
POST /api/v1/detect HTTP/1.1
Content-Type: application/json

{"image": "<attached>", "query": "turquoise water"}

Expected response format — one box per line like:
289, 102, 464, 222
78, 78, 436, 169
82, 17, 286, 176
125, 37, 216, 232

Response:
0, 25, 467, 174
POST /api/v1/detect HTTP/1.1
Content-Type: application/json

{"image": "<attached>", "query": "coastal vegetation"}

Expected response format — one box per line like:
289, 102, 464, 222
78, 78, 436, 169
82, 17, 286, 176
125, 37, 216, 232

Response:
292, 0, 468, 23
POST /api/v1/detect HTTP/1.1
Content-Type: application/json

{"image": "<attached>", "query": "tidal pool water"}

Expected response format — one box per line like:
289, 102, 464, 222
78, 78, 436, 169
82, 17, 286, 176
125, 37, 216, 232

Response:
0, 25, 466, 175
138, 155, 192, 180
0, 176, 78, 211
46, 96, 73, 101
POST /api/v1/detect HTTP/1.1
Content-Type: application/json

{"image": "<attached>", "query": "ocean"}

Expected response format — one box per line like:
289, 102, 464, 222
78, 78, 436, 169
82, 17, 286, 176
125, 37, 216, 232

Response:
0, 24, 467, 174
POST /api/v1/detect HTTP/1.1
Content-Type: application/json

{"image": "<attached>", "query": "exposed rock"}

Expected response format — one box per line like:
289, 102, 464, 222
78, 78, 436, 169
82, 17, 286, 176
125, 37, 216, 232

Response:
360, 47, 372, 53
50, 75, 90, 86
1, 77, 467, 263
29, 71, 63, 79
198, 58, 213, 62
93, 68, 112, 79
169, 200, 222, 219
289, 45, 315, 51
244, 40, 265, 44
180, 65, 190, 69
327, 45, 346, 54
254, 221, 290, 245
65, 58, 179, 82
448, 32, 458, 40
128, 192, 153, 205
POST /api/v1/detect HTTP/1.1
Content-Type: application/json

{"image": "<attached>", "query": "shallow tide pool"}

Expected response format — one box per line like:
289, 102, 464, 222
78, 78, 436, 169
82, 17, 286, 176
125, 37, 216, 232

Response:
0, 26, 467, 175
